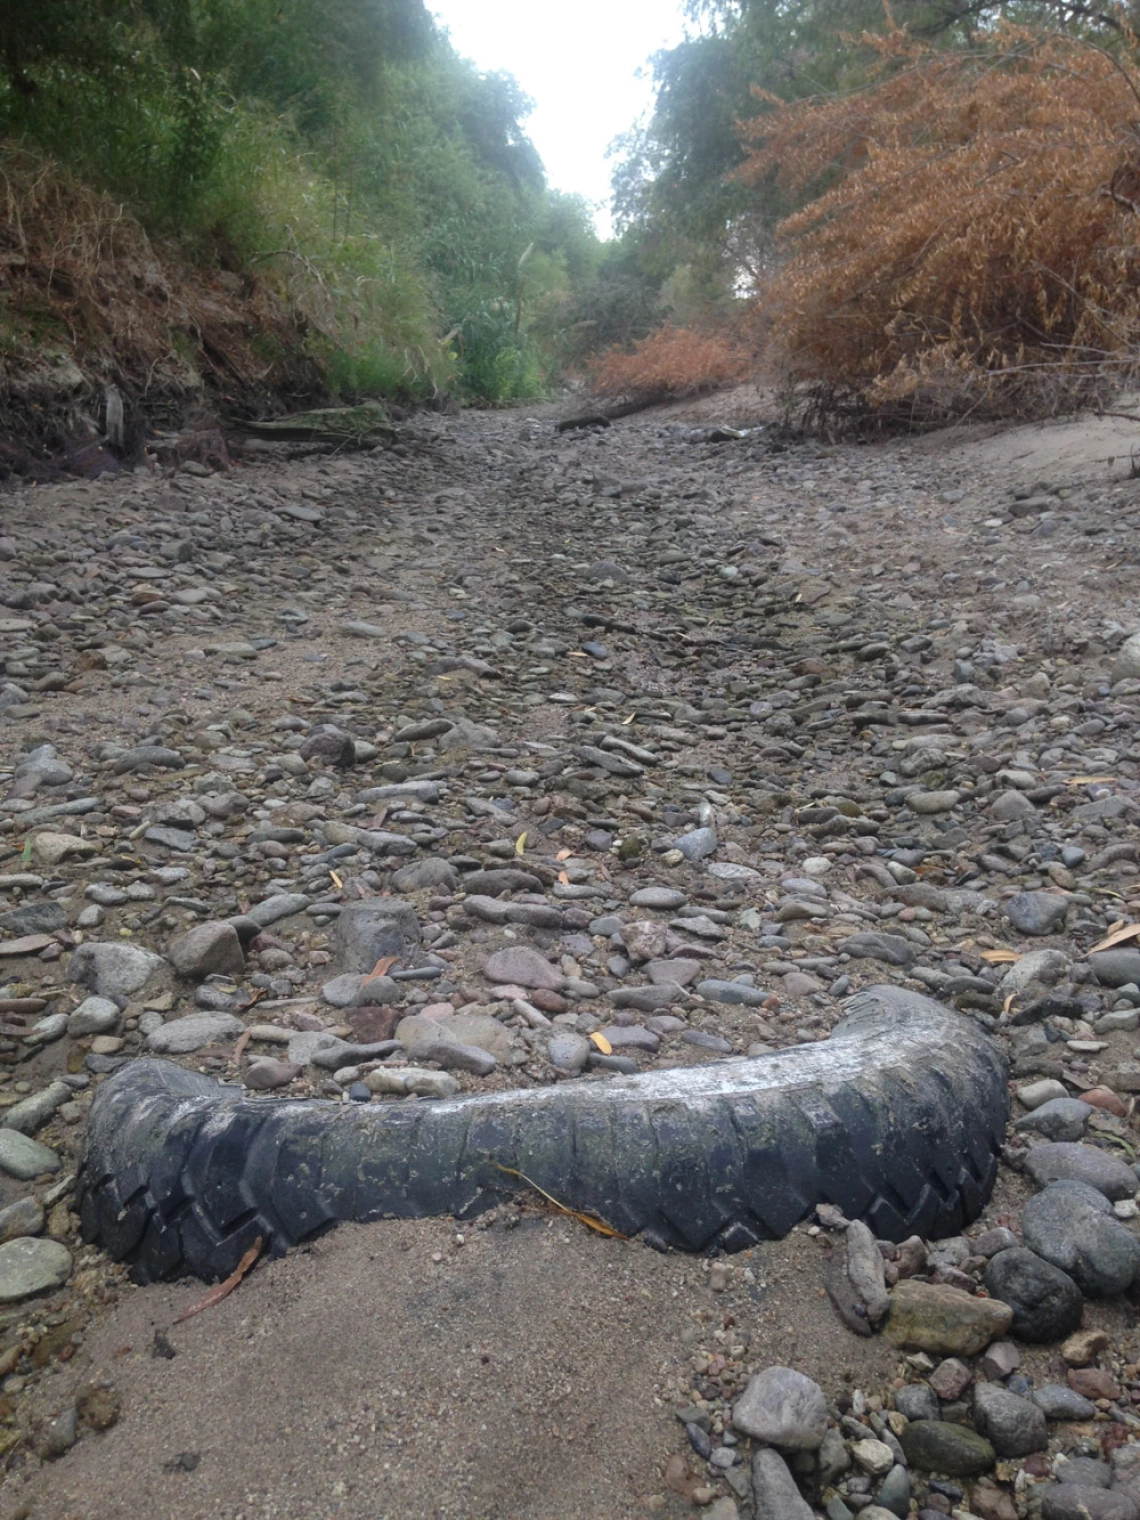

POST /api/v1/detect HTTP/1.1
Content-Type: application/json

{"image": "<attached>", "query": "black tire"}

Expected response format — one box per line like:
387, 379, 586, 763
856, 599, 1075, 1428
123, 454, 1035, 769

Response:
76, 985, 1009, 1283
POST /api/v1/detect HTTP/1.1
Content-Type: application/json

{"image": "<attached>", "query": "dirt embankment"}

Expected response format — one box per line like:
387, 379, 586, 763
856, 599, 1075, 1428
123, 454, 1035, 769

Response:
0, 146, 328, 482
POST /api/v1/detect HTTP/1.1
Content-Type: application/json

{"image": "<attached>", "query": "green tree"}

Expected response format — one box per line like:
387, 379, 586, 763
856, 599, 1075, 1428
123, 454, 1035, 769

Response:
0, 0, 614, 403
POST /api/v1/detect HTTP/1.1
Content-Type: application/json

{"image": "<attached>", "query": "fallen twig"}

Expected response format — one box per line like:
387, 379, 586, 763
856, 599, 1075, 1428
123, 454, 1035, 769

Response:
494, 1164, 627, 1240
172, 1237, 263, 1324
554, 400, 651, 432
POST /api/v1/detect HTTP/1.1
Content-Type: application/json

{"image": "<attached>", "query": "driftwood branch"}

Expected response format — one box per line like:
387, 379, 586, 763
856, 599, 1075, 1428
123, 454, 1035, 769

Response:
555, 399, 664, 433
228, 402, 395, 447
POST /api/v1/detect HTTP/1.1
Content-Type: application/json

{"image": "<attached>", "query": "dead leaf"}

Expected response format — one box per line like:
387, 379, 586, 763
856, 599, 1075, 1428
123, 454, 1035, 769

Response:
589, 1032, 613, 1055
980, 949, 1021, 964
515, 832, 528, 856
1065, 775, 1117, 786
172, 1238, 263, 1324
1088, 922, 1140, 955
233, 1029, 252, 1063
1002, 993, 1016, 1015
361, 955, 397, 987
558, 871, 570, 885
237, 989, 267, 1012
329, 868, 343, 889
622, 713, 636, 725
556, 849, 573, 862
493, 1165, 627, 1240
568, 651, 588, 658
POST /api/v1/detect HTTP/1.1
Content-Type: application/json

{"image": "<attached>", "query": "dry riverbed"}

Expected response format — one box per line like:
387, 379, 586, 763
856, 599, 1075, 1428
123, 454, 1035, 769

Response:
0, 393, 1138, 1517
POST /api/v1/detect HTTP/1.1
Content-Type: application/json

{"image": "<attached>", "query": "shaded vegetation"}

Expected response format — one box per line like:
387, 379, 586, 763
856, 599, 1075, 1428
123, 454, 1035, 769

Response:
0, 0, 610, 416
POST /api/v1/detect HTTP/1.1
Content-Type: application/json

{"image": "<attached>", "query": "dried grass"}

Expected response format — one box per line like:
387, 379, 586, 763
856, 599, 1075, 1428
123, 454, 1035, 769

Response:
0, 143, 325, 460
739, 28, 1140, 425
588, 323, 753, 408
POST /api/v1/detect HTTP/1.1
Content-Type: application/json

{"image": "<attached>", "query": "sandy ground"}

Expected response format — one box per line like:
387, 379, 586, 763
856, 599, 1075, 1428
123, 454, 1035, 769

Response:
3, 1217, 903, 1520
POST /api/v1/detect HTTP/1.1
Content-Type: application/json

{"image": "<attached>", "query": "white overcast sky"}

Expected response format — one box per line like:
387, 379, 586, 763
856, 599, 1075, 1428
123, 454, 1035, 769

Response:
428, 1, 691, 233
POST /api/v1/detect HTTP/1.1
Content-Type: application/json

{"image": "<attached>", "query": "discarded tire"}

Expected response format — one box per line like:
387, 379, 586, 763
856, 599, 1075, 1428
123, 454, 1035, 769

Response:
77, 985, 1008, 1283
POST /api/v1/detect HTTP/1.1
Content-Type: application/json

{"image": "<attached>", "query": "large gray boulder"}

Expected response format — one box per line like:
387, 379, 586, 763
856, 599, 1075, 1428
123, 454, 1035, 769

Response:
69, 942, 165, 999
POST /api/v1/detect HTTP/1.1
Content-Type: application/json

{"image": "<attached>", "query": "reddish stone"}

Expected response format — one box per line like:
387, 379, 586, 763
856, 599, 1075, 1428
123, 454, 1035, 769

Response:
417, 1003, 455, 1022
1069, 1367, 1121, 1400
528, 988, 569, 1014
250, 932, 286, 953
931, 1265, 978, 1293
285, 1009, 325, 1031
1103, 1422, 1132, 1454
895, 1236, 929, 1279
344, 1005, 402, 1042
664, 1454, 700, 1501
243, 1059, 302, 1091
1080, 1086, 1129, 1118
970, 1478, 1018, 1520
930, 1358, 972, 1400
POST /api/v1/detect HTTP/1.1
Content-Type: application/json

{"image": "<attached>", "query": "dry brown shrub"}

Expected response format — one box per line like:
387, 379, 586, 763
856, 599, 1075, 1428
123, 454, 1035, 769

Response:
588, 323, 753, 406
0, 143, 323, 464
739, 28, 1140, 423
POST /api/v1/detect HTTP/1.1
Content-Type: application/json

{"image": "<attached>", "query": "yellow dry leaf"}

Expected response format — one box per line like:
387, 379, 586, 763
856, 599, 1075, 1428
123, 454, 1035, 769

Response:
568, 651, 588, 659
1088, 922, 1140, 955
1003, 992, 1016, 1015
558, 871, 570, 885
622, 713, 637, 725
556, 849, 573, 862
329, 869, 343, 889
1065, 776, 1117, 786
515, 832, 528, 856
589, 1032, 613, 1055
980, 949, 1021, 963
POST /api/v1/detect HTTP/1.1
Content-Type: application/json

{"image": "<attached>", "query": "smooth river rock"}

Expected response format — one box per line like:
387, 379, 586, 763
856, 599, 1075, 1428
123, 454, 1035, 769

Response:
884, 1279, 1012, 1355
0, 1237, 72, 1301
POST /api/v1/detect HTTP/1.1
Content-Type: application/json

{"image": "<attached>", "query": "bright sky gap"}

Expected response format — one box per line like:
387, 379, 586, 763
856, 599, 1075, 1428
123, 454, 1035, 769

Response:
428, 1, 691, 233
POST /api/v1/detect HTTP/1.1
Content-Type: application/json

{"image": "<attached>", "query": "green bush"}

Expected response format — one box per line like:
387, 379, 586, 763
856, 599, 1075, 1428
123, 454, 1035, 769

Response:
0, 0, 614, 405
454, 300, 542, 403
